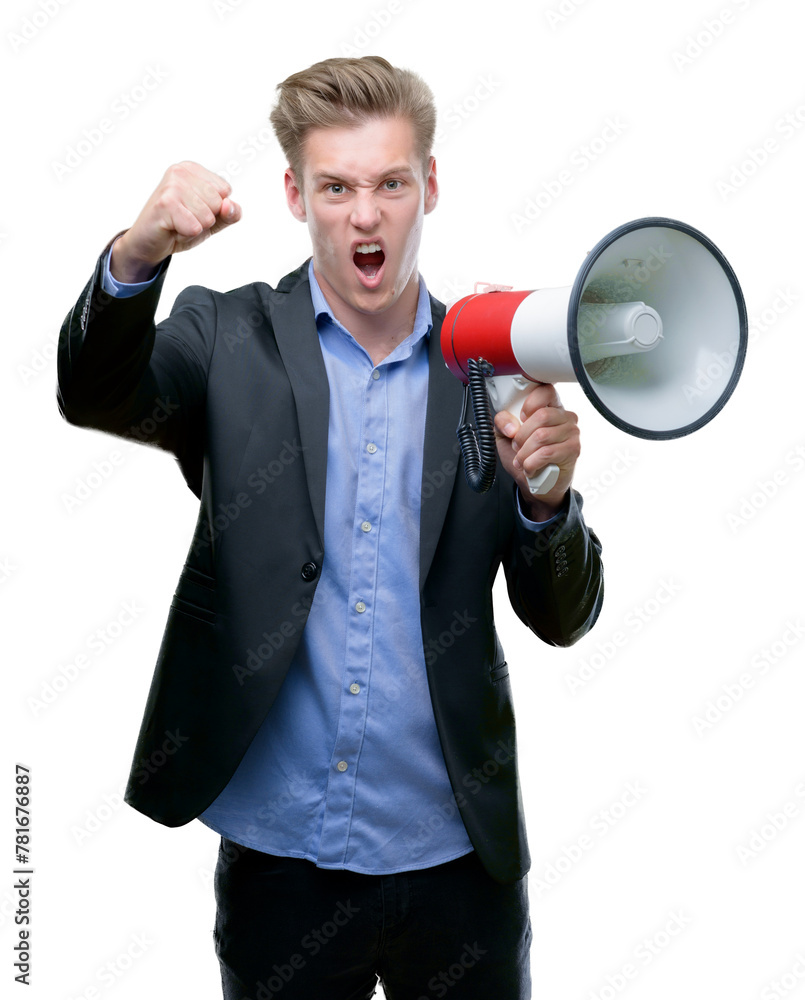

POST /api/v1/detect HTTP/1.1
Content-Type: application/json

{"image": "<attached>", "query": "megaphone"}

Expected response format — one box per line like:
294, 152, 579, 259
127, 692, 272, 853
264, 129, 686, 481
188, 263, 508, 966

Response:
441, 217, 747, 495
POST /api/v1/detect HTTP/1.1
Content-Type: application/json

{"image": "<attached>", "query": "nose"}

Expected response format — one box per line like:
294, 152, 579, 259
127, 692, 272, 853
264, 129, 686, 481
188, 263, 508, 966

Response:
350, 189, 381, 231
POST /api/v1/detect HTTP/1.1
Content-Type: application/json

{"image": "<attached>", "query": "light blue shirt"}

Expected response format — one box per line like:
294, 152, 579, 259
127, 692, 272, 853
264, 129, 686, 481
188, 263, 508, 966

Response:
102, 248, 559, 873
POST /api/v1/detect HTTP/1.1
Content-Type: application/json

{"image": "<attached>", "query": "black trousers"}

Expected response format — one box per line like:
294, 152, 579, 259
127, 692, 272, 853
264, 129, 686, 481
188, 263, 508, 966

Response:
213, 838, 531, 1000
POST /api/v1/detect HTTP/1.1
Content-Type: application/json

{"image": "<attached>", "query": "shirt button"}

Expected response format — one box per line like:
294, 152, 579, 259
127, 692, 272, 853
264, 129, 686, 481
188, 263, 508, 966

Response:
371, 369, 381, 380
361, 521, 372, 533
366, 443, 377, 454
355, 601, 366, 613
349, 683, 360, 695
336, 760, 348, 772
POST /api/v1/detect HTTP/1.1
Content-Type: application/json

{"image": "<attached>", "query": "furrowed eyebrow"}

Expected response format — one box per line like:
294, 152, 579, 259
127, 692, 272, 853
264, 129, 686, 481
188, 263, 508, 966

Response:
378, 165, 416, 180
312, 165, 416, 185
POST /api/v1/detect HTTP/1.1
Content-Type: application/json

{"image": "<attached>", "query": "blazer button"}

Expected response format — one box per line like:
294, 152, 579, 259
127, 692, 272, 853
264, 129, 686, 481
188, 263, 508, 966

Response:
301, 562, 318, 581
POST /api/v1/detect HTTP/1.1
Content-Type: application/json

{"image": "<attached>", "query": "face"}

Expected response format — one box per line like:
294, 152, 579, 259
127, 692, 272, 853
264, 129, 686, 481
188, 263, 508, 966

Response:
284, 116, 438, 332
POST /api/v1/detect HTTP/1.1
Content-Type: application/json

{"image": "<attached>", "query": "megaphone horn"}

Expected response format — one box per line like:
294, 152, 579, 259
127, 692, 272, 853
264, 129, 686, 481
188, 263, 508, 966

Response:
441, 217, 748, 495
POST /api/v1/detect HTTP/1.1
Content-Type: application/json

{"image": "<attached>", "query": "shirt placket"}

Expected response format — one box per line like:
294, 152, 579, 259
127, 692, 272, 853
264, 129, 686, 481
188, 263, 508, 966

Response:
315, 362, 388, 865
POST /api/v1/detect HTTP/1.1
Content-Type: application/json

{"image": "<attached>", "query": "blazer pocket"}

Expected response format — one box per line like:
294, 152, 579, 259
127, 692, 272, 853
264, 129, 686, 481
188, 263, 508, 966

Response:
490, 661, 509, 683
170, 595, 216, 625
170, 565, 216, 624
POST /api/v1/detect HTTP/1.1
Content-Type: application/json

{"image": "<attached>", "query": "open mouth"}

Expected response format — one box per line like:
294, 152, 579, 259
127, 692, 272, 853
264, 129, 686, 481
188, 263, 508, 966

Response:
353, 242, 385, 283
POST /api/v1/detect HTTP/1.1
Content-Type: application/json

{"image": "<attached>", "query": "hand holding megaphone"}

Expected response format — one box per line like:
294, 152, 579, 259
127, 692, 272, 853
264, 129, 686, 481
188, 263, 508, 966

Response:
493, 381, 579, 514
442, 217, 747, 496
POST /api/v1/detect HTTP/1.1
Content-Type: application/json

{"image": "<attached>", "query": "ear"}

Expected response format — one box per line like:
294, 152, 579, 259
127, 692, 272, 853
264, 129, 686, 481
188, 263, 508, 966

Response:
424, 156, 438, 215
284, 168, 307, 222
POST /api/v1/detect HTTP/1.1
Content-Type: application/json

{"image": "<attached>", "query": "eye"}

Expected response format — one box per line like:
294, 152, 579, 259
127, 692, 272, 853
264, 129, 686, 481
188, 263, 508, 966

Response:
327, 183, 346, 195
384, 179, 402, 191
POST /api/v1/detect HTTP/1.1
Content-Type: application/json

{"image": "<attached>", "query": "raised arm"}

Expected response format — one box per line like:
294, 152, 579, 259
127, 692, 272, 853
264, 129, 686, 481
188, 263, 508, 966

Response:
57, 162, 242, 482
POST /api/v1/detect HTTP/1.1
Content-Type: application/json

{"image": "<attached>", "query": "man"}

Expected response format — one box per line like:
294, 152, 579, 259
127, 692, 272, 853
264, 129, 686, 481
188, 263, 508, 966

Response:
57, 55, 603, 999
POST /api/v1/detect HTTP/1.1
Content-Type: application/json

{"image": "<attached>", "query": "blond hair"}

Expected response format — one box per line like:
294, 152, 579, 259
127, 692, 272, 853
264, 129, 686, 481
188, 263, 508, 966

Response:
269, 56, 436, 190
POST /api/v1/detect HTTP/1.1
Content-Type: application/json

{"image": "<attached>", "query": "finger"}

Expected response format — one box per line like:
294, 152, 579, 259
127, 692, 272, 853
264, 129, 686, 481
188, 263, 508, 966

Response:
188, 175, 237, 215
516, 419, 577, 457
517, 423, 578, 460
178, 178, 241, 232
524, 406, 574, 430
519, 383, 561, 418
163, 186, 239, 240
516, 442, 568, 478
512, 409, 578, 451
514, 409, 579, 454
162, 199, 217, 241
171, 161, 233, 200
159, 168, 232, 226
516, 427, 580, 476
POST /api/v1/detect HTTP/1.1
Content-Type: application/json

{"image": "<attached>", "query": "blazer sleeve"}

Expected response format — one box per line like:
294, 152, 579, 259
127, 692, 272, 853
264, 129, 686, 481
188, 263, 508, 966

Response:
499, 484, 604, 647
56, 232, 217, 480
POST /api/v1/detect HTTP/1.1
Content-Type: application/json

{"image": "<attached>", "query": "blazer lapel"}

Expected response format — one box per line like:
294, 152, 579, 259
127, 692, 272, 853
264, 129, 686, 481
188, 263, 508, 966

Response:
268, 265, 330, 549
267, 269, 464, 587
419, 296, 465, 590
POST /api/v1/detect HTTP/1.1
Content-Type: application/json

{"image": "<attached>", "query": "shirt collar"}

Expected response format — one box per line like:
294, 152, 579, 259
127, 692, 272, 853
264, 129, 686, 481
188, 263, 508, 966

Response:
307, 259, 432, 363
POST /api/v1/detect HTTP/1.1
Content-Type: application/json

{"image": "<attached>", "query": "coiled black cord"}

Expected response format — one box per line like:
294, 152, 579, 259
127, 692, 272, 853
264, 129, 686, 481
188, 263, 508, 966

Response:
456, 358, 497, 494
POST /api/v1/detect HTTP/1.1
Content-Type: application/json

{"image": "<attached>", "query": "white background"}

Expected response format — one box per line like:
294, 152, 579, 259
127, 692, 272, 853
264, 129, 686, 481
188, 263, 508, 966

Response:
3, 0, 804, 998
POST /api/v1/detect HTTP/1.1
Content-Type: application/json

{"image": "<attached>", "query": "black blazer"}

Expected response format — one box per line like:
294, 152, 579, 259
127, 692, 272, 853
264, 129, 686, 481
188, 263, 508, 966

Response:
57, 236, 604, 884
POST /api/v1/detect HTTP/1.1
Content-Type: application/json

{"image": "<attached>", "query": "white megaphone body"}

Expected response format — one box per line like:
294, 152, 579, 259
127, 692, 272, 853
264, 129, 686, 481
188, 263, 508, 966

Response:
440, 217, 748, 495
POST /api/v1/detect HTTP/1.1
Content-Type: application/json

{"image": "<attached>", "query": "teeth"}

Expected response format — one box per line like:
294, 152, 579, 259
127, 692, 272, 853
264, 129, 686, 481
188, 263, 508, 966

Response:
355, 243, 381, 253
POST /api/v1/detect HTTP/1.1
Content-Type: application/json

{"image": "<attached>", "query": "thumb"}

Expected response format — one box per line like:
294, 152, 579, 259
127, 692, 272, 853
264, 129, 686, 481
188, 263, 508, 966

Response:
494, 410, 519, 440
208, 197, 242, 238
218, 196, 242, 227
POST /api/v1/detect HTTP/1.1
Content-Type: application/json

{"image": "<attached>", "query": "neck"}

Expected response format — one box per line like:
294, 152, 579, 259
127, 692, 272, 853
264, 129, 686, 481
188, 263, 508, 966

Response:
315, 268, 421, 367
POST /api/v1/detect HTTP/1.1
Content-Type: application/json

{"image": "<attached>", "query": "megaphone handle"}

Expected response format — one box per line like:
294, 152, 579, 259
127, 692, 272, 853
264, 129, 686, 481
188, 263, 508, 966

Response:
524, 463, 561, 495
486, 374, 561, 496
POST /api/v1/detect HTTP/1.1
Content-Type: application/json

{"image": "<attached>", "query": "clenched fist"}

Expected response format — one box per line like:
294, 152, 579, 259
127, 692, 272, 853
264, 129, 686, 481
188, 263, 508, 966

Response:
110, 161, 242, 283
